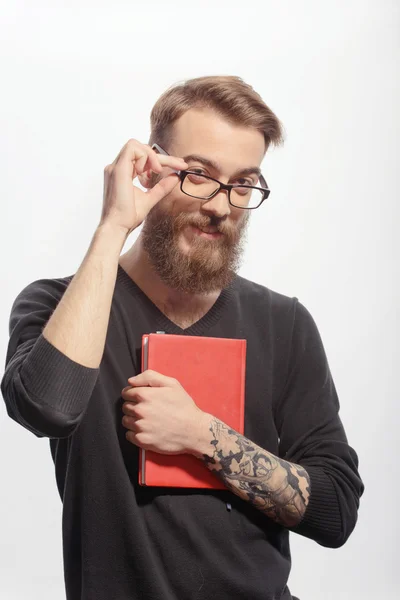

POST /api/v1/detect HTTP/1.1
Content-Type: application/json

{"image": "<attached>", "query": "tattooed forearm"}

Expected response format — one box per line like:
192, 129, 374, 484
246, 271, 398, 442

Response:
201, 418, 311, 527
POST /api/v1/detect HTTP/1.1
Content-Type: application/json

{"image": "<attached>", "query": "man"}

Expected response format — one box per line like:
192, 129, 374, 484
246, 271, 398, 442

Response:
1, 75, 364, 600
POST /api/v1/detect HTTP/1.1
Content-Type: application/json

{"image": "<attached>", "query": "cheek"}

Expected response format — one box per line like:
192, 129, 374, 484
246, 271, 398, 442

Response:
230, 209, 248, 228
170, 194, 203, 216
237, 210, 250, 227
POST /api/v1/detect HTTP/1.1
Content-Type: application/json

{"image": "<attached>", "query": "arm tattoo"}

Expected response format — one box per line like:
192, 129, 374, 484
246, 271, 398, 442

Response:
202, 418, 311, 527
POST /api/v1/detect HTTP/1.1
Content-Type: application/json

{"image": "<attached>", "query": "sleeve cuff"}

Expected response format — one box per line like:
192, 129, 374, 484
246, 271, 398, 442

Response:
20, 333, 100, 415
290, 465, 342, 546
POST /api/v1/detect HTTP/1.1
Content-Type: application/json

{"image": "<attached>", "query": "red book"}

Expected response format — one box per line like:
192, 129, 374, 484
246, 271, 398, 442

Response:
139, 333, 246, 489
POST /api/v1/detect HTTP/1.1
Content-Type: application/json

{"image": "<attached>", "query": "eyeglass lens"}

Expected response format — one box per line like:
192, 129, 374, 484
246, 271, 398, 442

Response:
182, 173, 264, 208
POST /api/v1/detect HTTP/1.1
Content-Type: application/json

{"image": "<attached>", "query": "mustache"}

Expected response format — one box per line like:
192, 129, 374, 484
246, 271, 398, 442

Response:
176, 215, 237, 237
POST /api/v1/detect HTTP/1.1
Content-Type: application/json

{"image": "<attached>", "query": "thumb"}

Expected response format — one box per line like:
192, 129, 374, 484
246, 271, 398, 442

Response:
145, 173, 180, 208
128, 370, 175, 387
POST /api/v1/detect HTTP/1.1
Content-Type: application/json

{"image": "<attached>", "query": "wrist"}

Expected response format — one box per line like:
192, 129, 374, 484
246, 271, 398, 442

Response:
91, 222, 130, 259
96, 220, 131, 241
187, 411, 215, 459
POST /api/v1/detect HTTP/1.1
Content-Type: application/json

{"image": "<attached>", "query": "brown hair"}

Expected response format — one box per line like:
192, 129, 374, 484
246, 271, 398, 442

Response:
149, 75, 285, 152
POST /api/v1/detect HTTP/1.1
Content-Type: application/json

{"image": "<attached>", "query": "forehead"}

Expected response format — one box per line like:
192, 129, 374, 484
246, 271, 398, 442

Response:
169, 108, 266, 172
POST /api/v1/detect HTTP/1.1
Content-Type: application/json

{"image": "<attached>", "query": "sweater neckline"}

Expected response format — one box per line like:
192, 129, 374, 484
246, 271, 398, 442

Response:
116, 263, 235, 336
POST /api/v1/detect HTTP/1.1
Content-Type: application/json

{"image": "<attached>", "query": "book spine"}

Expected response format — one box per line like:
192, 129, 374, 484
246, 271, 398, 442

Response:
139, 335, 149, 486
240, 340, 247, 434
139, 332, 165, 485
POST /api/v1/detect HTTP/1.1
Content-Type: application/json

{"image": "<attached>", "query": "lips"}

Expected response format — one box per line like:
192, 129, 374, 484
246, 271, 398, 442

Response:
198, 227, 219, 234
190, 225, 223, 238
190, 223, 221, 234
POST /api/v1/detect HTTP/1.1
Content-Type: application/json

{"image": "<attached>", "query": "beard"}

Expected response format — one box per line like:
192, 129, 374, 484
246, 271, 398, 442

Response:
141, 203, 250, 294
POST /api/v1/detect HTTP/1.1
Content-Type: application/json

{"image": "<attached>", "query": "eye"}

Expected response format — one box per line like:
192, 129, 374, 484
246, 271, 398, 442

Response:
186, 170, 209, 185
234, 186, 252, 196
233, 177, 253, 186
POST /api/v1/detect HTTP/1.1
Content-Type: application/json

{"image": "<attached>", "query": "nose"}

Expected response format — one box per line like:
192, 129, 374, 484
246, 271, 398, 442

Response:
200, 189, 231, 219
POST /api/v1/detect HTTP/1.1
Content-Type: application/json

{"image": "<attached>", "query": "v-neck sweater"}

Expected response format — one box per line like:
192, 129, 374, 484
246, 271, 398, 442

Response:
1, 265, 364, 600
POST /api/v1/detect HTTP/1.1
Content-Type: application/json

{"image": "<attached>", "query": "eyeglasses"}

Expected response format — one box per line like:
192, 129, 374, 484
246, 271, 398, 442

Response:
152, 143, 270, 210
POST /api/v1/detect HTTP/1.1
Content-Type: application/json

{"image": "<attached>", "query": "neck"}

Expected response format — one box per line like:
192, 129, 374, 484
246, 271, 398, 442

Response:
118, 235, 221, 323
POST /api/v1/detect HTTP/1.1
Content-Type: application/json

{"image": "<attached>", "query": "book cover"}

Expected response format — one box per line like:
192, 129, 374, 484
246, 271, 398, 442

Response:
139, 333, 246, 489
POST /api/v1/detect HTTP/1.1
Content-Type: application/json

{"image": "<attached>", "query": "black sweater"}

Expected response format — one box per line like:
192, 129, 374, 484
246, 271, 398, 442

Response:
1, 265, 364, 600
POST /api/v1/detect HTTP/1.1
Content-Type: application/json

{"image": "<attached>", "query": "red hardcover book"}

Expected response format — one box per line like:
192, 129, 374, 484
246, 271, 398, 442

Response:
139, 333, 246, 489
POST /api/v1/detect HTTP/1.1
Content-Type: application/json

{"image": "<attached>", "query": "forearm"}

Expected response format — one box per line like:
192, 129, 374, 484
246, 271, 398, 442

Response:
1, 223, 129, 437
191, 415, 311, 528
42, 222, 128, 368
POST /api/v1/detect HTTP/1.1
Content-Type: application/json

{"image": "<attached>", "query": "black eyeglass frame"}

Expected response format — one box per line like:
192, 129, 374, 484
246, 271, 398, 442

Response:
151, 143, 270, 210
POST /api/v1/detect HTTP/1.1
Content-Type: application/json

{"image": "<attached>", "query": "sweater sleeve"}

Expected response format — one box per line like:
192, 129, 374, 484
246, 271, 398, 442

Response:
1, 277, 100, 439
274, 299, 364, 548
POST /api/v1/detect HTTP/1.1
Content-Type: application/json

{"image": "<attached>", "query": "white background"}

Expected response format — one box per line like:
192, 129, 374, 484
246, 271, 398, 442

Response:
0, 1, 398, 598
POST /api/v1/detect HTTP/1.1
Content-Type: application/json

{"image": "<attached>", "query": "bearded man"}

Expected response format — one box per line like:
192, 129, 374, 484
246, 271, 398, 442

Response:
1, 75, 364, 600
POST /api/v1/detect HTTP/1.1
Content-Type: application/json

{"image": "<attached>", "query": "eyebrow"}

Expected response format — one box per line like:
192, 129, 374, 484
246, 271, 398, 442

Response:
182, 154, 261, 178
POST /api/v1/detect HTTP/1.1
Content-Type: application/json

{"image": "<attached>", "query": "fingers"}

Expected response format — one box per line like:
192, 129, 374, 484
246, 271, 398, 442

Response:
145, 173, 181, 206
128, 369, 177, 388
121, 387, 143, 405
111, 138, 187, 179
122, 414, 145, 446
125, 430, 138, 446
121, 413, 143, 431
134, 153, 148, 175
157, 154, 188, 171
122, 414, 136, 428
120, 370, 177, 409
122, 401, 137, 416
121, 384, 153, 408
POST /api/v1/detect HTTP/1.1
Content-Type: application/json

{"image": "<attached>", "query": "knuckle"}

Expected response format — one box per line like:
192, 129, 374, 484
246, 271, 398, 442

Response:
122, 397, 135, 409
131, 390, 142, 403
127, 139, 144, 154
112, 162, 123, 173
136, 432, 148, 446
135, 420, 145, 433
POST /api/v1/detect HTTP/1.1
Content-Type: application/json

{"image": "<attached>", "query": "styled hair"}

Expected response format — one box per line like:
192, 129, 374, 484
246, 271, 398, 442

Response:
149, 75, 285, 152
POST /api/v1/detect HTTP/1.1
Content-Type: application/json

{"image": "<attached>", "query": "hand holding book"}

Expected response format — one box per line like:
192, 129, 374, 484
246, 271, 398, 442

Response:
121, 369, 213, 456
